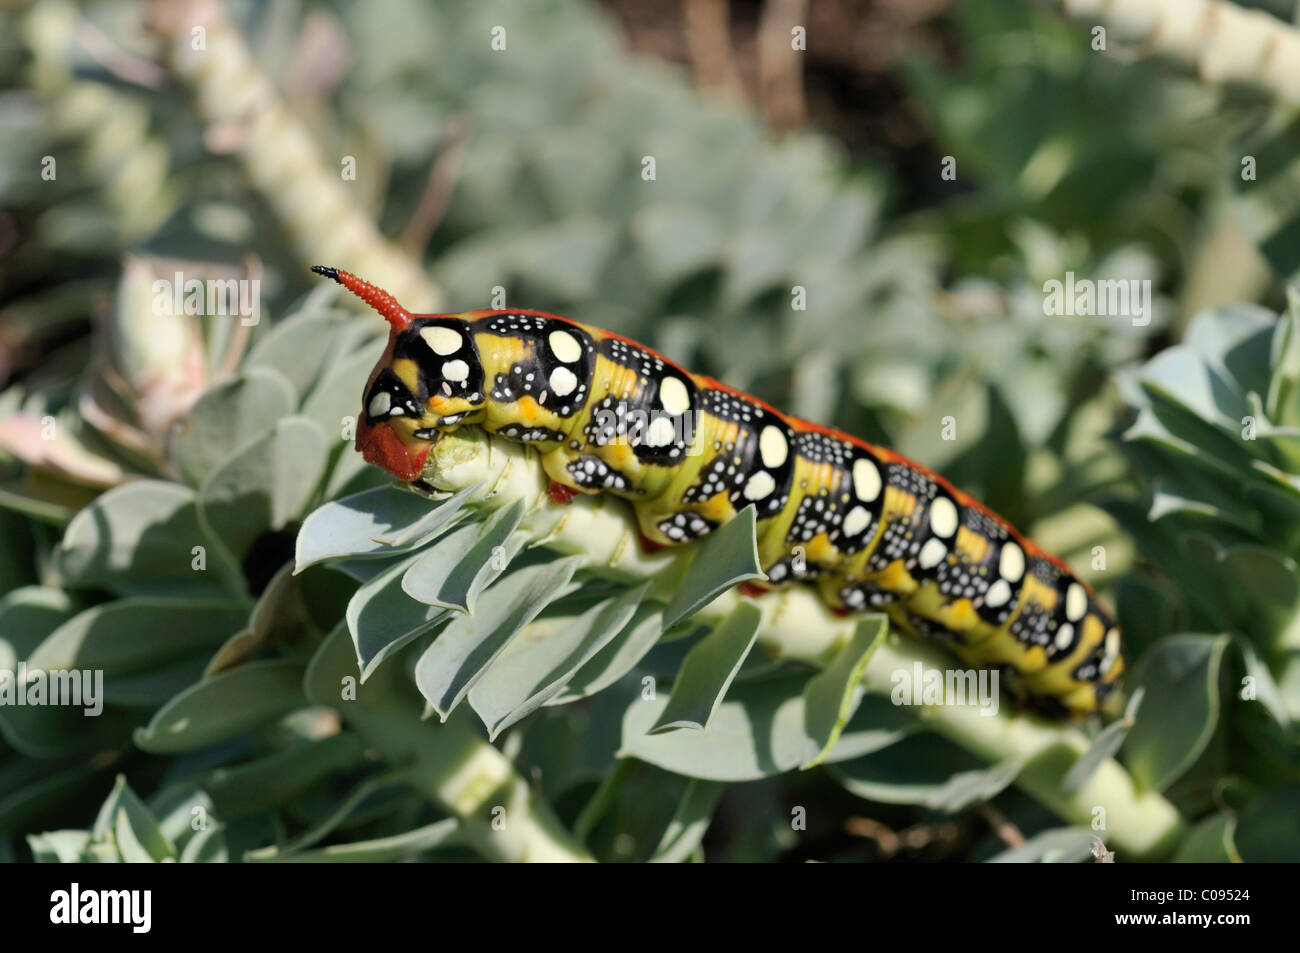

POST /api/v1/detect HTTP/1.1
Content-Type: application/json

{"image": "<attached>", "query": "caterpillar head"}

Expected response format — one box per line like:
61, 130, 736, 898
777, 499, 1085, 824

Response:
312, 267, 486, 481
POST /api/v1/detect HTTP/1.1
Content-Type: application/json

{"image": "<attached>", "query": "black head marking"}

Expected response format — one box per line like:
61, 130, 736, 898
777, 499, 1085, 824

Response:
396, 318, 486, 405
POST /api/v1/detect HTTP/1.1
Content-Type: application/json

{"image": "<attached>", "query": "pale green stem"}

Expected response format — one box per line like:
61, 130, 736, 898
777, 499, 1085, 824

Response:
1040, 0, 1300, 107
341, 648, 594, 862
147, 0, 440, 311
423, 428, 1187, 859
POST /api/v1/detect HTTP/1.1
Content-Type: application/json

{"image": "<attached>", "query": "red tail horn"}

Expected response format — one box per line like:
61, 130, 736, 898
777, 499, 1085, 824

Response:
311, 266, 412, 331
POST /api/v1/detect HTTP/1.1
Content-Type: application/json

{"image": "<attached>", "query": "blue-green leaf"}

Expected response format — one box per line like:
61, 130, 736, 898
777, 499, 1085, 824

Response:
27, 598, 245, 678
414, 556, 584, 720
248, 819, 460, 862
621, 672, 911, 781
0, 587, 77, 667
650, 603, 762, 733
198, 416, 329, 559
1124, 634, 1230, 793
346, 554, 453, 680
294, 483, 475, 573
171, 367, 297, 487
800, 615, 889, 768
829, 732, 994, 808
548, 603, 666, 704
55, 481, 230, 597
204, 732, 367, 818
92, 775, 176, 862
1233, 785, 1300, 862
401, 500, 524, 613
1172, 812, 1240, 862
469, 582, 649, 739
648, 778, 724, 863
134, 660, 308, 754
660, 505, 762, 630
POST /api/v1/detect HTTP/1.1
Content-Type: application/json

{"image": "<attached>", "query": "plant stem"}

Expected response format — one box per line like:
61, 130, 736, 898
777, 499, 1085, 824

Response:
1040, 0, 1300, 107
146, 0, 440, 311
424, 428, 1187, 859
304, 616, 592, 861
362, 706, 594, 862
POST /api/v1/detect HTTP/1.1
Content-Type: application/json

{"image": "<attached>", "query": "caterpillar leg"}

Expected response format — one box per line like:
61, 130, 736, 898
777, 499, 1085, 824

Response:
547, 479, 582, 506
639, 533, 668, 555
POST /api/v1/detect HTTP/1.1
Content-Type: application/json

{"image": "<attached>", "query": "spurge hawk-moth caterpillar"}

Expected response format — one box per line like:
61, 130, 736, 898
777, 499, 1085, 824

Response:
314, 265, 1124, 716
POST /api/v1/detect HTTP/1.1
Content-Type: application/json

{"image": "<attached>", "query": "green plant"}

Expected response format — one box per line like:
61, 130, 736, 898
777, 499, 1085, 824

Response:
2, 0, 1299, 862
1105, 297, 1300, 859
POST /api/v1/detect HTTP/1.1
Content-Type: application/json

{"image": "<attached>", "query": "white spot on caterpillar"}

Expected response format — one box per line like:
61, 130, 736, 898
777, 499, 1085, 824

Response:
1065, 582, 1088, 622
659, 376, 691, 415
645, 416, 675, 447
743, 470, 776, 500
759, 425, 788, 468
443, 360, 469, 382
549, 366, 578, 396
918, 538, 946, 570
843, 505, 871, 537
368, 392, 391, 417
929, 497, 958, 538
999, 542, 1025, 583
852, 458, 881, 502
985, 578, 1012, 608
1054, 623, 1074, 652
548, 329, 582, 363
1105, 627, 1120, 659
421, 326, 463, 355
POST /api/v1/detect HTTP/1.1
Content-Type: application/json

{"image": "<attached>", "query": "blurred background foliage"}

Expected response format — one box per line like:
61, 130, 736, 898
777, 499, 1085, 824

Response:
0, 0, 1298, 861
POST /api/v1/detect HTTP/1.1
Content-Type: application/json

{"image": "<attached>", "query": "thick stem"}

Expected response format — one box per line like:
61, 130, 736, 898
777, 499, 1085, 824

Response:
349, 703, 594, 862
147, 0, 440, 312
1040, 0, 1300, 106
424, 428, 1186, 859
320, 623, 592, 862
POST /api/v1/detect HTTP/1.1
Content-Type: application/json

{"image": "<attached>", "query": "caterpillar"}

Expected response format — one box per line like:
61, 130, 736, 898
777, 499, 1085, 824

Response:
314, 265, 1124, 716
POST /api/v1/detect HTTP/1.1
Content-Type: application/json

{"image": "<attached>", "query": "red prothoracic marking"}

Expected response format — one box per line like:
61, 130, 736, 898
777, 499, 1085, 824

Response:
639, 533, 667, 555
547, 480, 581, 505
356, 419, 428, 482
738, 581, 770, 599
